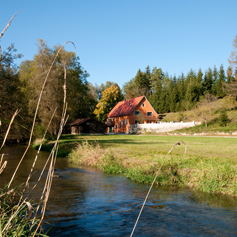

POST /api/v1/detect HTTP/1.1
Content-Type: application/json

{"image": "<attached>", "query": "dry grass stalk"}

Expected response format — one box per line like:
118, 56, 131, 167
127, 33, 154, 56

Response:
130, 141, 186, 237
0, 10, 22, 39
19, 107, 58, 203
0, 11, 76, 236
0, 160, 7, 175
1, 42, 73, 236
7, 41, 75, 189
0, 109, 21, 151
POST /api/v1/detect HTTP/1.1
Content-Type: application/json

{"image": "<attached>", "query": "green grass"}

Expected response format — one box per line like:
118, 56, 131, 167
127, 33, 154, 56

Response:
54, 134, 237, 196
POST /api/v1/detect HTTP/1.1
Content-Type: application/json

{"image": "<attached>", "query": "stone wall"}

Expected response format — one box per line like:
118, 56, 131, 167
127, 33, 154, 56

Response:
129, 121, 202, 134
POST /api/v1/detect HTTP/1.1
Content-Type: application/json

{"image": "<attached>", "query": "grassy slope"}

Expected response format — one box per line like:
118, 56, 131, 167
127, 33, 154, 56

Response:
54, 134, 237, 196
160, 96, 237, 135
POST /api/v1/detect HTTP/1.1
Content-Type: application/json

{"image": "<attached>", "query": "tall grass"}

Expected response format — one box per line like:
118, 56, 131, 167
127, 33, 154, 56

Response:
68, 136, 237, 197
0, 12, 74, 236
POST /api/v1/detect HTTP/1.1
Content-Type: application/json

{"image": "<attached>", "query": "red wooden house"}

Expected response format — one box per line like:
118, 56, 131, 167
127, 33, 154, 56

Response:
106, 95, 158, 133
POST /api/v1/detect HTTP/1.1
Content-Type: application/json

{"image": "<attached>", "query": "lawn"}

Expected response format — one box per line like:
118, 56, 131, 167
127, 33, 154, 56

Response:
42, 134, 237, 196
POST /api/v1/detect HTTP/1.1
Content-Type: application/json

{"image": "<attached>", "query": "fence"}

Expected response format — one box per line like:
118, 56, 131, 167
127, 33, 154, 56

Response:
129, 121, 202, 134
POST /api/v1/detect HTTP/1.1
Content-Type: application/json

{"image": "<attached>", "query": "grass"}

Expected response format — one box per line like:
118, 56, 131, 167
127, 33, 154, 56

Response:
48, 134, 237, 197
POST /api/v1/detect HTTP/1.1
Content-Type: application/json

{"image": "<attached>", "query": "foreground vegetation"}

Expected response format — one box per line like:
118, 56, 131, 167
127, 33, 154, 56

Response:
42, 134, 237, 197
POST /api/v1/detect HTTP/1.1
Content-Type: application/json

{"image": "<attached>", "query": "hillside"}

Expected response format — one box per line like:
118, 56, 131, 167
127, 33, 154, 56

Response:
159, 95, 237, 135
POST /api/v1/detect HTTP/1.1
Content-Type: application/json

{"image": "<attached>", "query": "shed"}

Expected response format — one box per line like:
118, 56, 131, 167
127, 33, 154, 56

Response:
70, 118, 106, 135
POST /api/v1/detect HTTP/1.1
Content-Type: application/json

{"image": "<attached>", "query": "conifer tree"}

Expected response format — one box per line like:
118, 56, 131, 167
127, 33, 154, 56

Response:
215, 65, 226, 98
203, 68, 213, 94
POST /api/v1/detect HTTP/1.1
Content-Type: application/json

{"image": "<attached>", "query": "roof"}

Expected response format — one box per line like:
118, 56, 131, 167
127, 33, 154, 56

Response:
70, 118, 90, 126
107, 96, 145, 117
70, 118, 106, 126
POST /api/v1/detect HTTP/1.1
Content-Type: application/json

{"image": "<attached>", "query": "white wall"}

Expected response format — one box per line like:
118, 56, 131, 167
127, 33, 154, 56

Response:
129, 121, 201, 133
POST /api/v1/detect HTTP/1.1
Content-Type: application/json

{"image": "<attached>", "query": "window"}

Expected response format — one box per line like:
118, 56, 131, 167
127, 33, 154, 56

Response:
123, 120, 125, 126
147, 112, 153, 116
120, 121, 122, 128
126, 119, 128, 125
142, 103, 145, 107
134, 111, 140, 116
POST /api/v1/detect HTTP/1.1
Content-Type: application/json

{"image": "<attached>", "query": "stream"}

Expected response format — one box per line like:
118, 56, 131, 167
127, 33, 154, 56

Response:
1, 145, 237, 236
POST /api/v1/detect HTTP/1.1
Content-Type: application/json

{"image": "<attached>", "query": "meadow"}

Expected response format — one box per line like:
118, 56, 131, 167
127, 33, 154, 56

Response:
47, 134, 237, 197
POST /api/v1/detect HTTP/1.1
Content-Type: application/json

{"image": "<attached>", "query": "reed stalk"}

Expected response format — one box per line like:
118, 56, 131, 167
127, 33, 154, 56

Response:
130, 141, 186, 237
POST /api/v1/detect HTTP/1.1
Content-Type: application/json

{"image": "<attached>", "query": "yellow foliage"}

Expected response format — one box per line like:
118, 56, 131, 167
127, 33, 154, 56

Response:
94, 85, 123, 121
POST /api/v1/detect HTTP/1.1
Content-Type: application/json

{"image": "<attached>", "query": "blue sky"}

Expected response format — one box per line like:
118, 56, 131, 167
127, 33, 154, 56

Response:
1, 0, 237, 88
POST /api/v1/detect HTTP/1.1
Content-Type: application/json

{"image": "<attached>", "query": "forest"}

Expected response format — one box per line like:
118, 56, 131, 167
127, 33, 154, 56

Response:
0, 34, 237, 142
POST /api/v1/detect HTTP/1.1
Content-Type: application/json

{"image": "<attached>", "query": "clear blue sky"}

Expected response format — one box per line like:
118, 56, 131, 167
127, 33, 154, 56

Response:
1, 0, 237, 88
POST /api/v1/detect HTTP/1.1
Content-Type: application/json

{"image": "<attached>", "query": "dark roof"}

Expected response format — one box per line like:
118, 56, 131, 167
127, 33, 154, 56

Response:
70, 118, 106, 126
107, 96, 145, 117
70, 118, 90, 126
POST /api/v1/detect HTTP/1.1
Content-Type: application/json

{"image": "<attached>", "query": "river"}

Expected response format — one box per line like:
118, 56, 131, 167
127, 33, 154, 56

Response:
1, 145, 237, 236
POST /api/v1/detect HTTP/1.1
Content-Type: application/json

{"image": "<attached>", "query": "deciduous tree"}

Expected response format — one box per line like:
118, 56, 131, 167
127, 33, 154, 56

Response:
94, 85, 123, 122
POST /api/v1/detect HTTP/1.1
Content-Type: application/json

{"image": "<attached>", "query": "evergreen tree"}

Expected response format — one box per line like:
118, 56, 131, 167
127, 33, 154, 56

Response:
215, 65, 226, 98
203, 68, 213, 94
149, 67, 164, 112
212, 65, 218, 95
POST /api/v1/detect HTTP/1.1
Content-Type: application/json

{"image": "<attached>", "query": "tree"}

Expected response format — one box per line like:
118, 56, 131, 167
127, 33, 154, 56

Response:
219, 109, 230, 127
203, 68, 213, 94
19, 39, 91, 135
0, 44, 30, 142
97, 81, 119, 100
148, 67, 164, 112
213, 65, 226, 98
123, 67, 152, 99
228, 33, 237, 80
224, 34, 237, 98
185, 69, 202, 110
94, 85, 124, 122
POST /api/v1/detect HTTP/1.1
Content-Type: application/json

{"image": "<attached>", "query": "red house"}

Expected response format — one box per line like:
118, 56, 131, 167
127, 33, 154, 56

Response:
106, 95, 158, 133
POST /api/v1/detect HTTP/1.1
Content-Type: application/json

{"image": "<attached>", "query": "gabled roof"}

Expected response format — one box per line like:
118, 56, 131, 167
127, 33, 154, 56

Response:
70, 118, 106, 126
107, 96, 145, 117
70, 118, 90, 126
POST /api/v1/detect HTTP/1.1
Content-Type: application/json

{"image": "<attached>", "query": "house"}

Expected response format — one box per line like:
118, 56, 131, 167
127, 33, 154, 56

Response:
105, 95, 158, 133
70, 118, 106, 134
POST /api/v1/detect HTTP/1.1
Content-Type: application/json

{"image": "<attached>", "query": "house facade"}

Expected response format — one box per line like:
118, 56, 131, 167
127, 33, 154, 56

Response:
70, 118, 106, 134
106, 96, 158, 133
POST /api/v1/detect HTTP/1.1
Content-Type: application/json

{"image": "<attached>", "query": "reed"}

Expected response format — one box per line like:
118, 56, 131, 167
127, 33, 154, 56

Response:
0, 12, 75, 236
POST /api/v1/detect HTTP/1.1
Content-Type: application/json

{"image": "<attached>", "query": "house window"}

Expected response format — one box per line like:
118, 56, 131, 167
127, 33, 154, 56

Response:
86, 122, 90, 125
120, 121, 122, 128
142, 103, 145, 107
123, 120, 125, 126
147, 112, 153, 116
134, 111, 140, 116
126, 119, 128, 125
113, 118, 115, 121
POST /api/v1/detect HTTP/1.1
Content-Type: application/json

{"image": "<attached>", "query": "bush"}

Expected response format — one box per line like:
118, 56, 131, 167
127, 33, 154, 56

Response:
219, 110, 230, 127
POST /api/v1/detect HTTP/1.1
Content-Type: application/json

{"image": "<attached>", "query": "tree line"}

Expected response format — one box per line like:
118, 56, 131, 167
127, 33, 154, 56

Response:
1, 34, 237, 141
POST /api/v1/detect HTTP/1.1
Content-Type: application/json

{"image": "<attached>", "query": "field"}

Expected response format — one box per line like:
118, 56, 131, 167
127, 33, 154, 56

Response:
42, 134, 237, 197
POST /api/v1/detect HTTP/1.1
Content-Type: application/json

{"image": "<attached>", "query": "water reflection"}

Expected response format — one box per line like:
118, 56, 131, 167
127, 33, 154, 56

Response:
1, 146, 237, 236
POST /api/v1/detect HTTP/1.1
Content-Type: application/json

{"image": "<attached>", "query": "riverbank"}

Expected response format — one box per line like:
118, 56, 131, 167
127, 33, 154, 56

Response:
38, 134, 237, 197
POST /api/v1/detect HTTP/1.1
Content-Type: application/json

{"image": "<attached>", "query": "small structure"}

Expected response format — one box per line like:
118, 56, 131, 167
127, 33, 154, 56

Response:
106, 96, 158, 133
70, 118, 106, 135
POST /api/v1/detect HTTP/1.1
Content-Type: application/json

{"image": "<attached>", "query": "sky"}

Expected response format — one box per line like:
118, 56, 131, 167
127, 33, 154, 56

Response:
1, 0, 237, 88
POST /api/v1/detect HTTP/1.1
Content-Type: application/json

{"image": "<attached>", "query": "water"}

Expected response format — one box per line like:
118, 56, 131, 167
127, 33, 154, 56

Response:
1, 146, 237, 236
